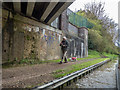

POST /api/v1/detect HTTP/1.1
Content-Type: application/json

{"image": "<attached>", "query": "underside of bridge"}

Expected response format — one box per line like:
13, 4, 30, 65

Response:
2, 1, 74, 24
2, 1, 77, 63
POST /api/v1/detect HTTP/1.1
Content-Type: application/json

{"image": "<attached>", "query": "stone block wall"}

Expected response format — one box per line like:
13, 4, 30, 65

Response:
68, 23, 78, 36
61, 10, 68, 32
2, 9, 62, 63
60, 9, 88, 58
66, 37, 83, 58
78, 27, 88, 57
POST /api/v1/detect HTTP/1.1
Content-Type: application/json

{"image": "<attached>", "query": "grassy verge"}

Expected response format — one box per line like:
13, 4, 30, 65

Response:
77, 55, 100, 61
2, 59, 61, 68
52, 58, 110, 79
3, 49, 118, 68
88, 49, 118, 60
102, 52, 118, 60
2, 55, 100, 69
2, 50, 101, 68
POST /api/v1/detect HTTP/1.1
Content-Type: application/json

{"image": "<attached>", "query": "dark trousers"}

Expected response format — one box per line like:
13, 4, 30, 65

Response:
61, 50, 67, 62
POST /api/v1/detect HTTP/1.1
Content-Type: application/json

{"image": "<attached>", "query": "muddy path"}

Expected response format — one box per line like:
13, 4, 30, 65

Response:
2, 58, 99, 88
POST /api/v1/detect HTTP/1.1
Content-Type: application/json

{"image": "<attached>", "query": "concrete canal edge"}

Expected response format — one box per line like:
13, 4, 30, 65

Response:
116, 60, 120, 90
118, 69, 120, 90
33, 59, 111, 90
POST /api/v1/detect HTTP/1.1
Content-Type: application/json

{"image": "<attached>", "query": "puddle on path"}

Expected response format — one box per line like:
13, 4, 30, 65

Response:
68, 60, 117, 88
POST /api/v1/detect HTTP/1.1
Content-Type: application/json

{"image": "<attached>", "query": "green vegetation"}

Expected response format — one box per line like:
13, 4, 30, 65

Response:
102, 52, 118, 60
53, 58, 110, 78
77, 10, 118, 54
68, 12, 94, 29
77, 55, 100, 61
69, 2, 118, 54
88, 49, 118, 60
2, 55, 98, 69
52, 50, 118, 79
26, 35, 30, 40
3, 50, 117, 68
2, 59, 61, 68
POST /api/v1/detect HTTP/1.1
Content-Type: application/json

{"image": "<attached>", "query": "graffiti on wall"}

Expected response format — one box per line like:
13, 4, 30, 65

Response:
47, 31, 56, 45
22, 24, 61, 46
58, 34, 61, 43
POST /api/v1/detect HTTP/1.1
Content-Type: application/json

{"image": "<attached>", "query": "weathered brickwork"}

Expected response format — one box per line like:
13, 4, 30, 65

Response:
2, 9, 62, 63
68, 23, 78, 35
60, 10, 88, 58
2, 8, 88, 63
78, 27, 88, 57
61, 10, 68, 32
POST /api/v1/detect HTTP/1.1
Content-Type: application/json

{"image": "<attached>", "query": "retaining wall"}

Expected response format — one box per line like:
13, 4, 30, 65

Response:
2, 9, 62, 63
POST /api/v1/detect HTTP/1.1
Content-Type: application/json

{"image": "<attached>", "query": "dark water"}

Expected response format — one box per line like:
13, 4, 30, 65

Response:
68, 60, 117, 88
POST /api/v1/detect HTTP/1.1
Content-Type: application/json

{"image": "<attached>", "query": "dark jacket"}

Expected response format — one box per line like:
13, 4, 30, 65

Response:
60, 40, 69, 51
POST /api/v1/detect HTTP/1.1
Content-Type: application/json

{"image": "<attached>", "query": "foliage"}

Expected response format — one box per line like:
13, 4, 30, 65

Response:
53, 50, 118, 79
68, 11, 94, 29
2, 59, 61, 68
53, 58, 109, 78
3, 54, 100, 69
3, 49, 117, 69
77, 54, 100, 61
88, 49, 118, 60
88, 49, 100, 55
53, 49, 118, 78
102, 52, 118, 60
76, 1, 118, 54
84, 2, 105, 19
88, 29, 103, 52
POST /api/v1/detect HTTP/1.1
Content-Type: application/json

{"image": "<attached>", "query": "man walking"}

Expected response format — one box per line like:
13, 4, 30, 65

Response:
60, 36, 69, 64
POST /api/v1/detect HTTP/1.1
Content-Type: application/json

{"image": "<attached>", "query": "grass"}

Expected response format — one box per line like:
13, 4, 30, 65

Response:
77, 55, 100, 61
3, 55, 101, 69
77, 50, 101, 61
102, 52, 118, 60
88, 49, 118, 60
2, 50, 101, 68
3, 49, 118, 68
52, 58, 110, 78
2, 59, 62, 68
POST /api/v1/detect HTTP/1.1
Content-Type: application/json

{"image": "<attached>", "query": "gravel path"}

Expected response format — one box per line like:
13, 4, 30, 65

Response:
2, 58, 99, 88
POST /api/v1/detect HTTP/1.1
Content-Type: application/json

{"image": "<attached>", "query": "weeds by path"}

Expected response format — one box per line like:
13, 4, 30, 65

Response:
52, 58, 110, 78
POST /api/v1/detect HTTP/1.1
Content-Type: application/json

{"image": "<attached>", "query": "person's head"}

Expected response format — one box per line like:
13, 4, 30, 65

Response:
63, 36, 67, 40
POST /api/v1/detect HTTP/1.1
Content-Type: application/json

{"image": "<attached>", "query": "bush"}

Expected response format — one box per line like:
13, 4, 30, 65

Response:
88, 49, 100, 55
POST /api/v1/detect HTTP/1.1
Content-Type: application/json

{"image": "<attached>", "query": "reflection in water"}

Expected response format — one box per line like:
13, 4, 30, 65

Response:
69, 60, 117, 88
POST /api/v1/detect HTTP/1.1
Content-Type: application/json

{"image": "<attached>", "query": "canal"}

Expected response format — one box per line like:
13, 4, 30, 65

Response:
67, 60, 117, 89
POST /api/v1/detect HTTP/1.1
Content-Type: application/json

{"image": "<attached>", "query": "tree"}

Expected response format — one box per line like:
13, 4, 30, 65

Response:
84, 2, 105, 19
77, 1, 118, 54
84, 1, 117, 41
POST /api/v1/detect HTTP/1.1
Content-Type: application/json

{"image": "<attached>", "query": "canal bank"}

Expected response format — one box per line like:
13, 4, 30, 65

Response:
118, 68, 120, 90
2, 57, 117, 88
66, 60, 117, 89
116, 59, 120, 90
33, 59, 111, 90
2, 58, 100, 88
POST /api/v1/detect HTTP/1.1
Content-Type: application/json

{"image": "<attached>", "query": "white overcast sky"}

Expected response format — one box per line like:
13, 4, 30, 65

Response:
68, 0, 120, 23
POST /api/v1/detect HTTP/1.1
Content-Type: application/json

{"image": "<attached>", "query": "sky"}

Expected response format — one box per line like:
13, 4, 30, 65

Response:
68, 0, 120, 23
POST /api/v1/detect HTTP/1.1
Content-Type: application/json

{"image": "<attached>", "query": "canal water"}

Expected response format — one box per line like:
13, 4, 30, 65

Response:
68, 60, 117, 88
